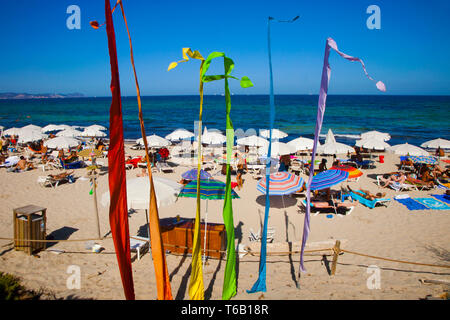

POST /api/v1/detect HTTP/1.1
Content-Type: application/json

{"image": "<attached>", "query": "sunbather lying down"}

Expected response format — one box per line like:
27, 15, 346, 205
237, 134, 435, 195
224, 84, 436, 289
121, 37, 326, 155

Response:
49, 170, 74, 180
347, 186, 385, 201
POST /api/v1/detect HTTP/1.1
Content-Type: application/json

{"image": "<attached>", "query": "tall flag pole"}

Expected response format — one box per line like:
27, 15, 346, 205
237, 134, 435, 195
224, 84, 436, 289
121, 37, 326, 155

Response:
298, 37, 386, 276
103, 0, 134, 300
247, 15, 299, 295
168, 49, 206, 300
200, 52, 253, 300
115, 0, 172, 300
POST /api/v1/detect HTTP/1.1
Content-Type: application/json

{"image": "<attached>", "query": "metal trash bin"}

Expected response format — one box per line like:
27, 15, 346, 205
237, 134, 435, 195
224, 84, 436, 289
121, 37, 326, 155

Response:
13, 205, 47, 255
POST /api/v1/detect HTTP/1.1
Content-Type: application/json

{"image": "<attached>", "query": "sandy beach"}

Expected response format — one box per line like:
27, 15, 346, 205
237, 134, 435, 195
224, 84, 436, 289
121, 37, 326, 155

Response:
0, 143, 449, 300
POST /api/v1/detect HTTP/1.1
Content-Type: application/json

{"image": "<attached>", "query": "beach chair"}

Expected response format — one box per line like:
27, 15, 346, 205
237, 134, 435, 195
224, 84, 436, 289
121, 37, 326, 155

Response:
59, 158, 85, 170
248, 227, 275, 243
130, 236, 149, 261
354, 160, 374, 169
156, 162, 174, 173
37, 171, 75, 188
300, 199, 355, 216
349, 191, 391, 209
406, 177, 434, 191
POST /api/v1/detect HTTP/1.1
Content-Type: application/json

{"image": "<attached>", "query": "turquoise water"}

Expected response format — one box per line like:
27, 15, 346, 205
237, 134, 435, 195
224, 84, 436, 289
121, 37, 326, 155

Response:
0, 95, 449, 146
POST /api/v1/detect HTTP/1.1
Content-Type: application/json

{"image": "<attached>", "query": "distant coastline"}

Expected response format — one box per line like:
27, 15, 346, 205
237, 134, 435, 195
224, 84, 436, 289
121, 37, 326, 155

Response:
0, 92, 84, 100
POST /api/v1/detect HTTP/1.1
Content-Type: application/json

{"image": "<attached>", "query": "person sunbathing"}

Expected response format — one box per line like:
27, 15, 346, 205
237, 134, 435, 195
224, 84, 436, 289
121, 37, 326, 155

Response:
379, 172, 406, 188
49, 170, 74, 180
13, 156, 34, 171
64, 151, 79, 163
420, 167, 436, 187
347, 186, 386, 201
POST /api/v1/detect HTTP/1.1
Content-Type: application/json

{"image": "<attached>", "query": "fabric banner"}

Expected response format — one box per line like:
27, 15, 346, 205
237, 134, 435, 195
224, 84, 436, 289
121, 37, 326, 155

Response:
200, 52, 253, 300
299, 37, 386, 273
169, 49, 206, 300
104, 0, 135, 300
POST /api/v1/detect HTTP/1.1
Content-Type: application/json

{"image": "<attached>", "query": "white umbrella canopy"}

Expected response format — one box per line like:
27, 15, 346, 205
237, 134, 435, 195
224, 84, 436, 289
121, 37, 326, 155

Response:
20, 124, 42, 132
80, 128, 107, 137
101, 176, 184, 209
85, 124, 107, 131
355, 138, 391, 150
287, 137, 318, 151
136, 134, 171, 147
259, 129, 288, 140
258, 141, 296, 157
201, 127, 227, 145
17, 130, 48, 143
420, 138, 450, 149
165, 128, 194, 141
388, 143, 429, 156
317, 142, 355, 155
236, 135, 269, 147
3, 127, 21, 136
360, 130, 391, 141
44, 136, 80, 149
324, 129, 336, 144
56, 128, 83, 137
41, 124, 61, 133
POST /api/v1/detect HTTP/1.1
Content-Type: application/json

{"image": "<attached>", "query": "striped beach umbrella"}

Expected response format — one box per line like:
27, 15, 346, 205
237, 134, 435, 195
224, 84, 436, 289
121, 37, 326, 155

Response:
178, 179, 239, 200
181, 168, 212, 180
310, 169, 349, 191
330, 165, 363, 179
257, 172, 304, 196
408, 155, 438, 165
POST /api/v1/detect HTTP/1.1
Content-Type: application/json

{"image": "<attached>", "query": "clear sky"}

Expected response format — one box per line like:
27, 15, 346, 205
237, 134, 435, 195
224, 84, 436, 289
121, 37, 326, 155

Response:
0, 0, 449, 96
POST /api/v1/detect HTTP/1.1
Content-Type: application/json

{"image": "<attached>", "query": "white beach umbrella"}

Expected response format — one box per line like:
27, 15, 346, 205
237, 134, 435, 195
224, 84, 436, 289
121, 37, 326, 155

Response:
3, 127, 21, 136
42, 124, 63, 133
165, 128, 194, 141
287, 137, 318, 151
360, 130, 391, 141
18, 130, 48, 143
236, 135, 269, 147
258, 141, 296, 157
56, 128, 83, 137
80, 127, 107, 137
85, 124, 107, 131
136, 134, 171, 147
317, 142, 355, 155
101, 176, 183, 209
44, 136, 80, 149
355, 138, 391, 150
388, 143, 429, 156
324, 129, 336, 144
420, 138, 450, 149
201, 127, 226, 145
259, 129, 288, 140
21, 124, 42, 132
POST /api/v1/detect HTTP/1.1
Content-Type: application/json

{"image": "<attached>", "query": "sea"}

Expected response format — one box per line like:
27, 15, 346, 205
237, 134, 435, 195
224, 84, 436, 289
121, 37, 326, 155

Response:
0, 95, 449, 147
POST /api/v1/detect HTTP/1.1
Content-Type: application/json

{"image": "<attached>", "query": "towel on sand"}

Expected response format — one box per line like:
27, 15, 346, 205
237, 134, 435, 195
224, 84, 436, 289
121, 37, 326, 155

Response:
414, 197, 450, 210
432, 194, 450, 205
395, 198, 429, 210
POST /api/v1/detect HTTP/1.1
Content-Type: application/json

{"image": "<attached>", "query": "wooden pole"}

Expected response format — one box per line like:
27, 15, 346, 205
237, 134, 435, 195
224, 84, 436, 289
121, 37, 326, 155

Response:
331, 240, 341, 276
91, 173, 101, 240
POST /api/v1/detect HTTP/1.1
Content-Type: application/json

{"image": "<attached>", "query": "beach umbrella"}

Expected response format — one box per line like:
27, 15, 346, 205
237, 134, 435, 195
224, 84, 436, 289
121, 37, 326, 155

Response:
44, 136, 80, 149
287, 137, 318, 151
85, 124, 107, 131
355, 138, 390, 151
324, 129, 336, 144
360, 130, 391, 141
17, 130, 47, 143
80, 127, 107, 137
388, 143, 429, 156
41, 124, 62, 133
101, 176, 184, 209
257, 141, 295, 157
78, 148, 103, 158
310, 169, 349, 191
136, 134, 171, 147
56, 128, 83, 137
407, 155, 438, 165
20, 124, 42, 132
165, 128, 194, 141
236, 135, 269, 147
330, 165, 363, 180
3, 127, 21, 136
420, 138, 450, 150
317, 141, 355, 155
259, 128, 288, 140
181, 168, 212, 180
257, 172, 304, 196
178, 179, 239, 264
201, 127, 226, 145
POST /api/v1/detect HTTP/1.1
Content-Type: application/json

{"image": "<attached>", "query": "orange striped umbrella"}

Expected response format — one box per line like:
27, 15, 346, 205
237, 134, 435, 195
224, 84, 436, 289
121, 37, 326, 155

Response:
330, 165, 363, 179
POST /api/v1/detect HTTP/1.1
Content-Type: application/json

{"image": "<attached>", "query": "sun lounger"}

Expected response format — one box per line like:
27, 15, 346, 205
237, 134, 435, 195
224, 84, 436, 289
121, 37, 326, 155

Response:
349, 191, 391, 209
406, 177, 434, 191
37, 171, 75, 188
130, 236, 149, 260
300, 199, 355, 216
248, 227, 275, 243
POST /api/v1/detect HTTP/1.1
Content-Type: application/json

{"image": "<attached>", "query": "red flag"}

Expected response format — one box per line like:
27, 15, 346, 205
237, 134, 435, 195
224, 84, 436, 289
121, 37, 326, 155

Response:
105, 0, 135, 300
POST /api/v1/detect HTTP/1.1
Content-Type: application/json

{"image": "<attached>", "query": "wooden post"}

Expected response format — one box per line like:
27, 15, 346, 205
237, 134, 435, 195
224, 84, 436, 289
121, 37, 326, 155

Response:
331, 240, 341, 276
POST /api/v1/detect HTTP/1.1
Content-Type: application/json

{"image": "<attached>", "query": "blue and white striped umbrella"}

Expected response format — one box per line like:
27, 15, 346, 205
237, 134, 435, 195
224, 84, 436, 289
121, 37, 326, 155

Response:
408, 155, 438, 165
310, 169, 349, 191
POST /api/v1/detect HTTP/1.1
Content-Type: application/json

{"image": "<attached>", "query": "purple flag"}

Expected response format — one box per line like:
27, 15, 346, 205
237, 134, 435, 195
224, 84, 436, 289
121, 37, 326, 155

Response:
299, 37, 386, 273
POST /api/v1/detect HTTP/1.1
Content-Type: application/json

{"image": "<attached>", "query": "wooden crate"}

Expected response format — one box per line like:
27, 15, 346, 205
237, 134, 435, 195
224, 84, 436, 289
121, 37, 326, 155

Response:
13, 205, 47, 255
160, 218, 226, 259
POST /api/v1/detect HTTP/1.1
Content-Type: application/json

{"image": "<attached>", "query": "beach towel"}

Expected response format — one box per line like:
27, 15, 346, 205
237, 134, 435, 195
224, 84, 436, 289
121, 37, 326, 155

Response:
432, 194, 450, 205
414, 197, 450, 210
395, 198, 429, 210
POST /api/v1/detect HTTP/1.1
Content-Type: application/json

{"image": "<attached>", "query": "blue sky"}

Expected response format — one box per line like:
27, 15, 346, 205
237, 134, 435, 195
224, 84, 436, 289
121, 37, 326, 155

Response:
0, 0, 449, 96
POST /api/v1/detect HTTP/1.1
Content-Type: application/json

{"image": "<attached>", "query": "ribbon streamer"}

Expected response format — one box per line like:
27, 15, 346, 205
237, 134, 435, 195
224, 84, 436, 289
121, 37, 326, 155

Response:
168, 49, 206, 300
200, 52, 253, 300
299, 37, 386, 274
247, 15, 299, 294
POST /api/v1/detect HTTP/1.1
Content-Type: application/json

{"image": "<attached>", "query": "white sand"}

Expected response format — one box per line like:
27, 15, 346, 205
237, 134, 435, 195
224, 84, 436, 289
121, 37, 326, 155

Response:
0, 146, 449, 300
